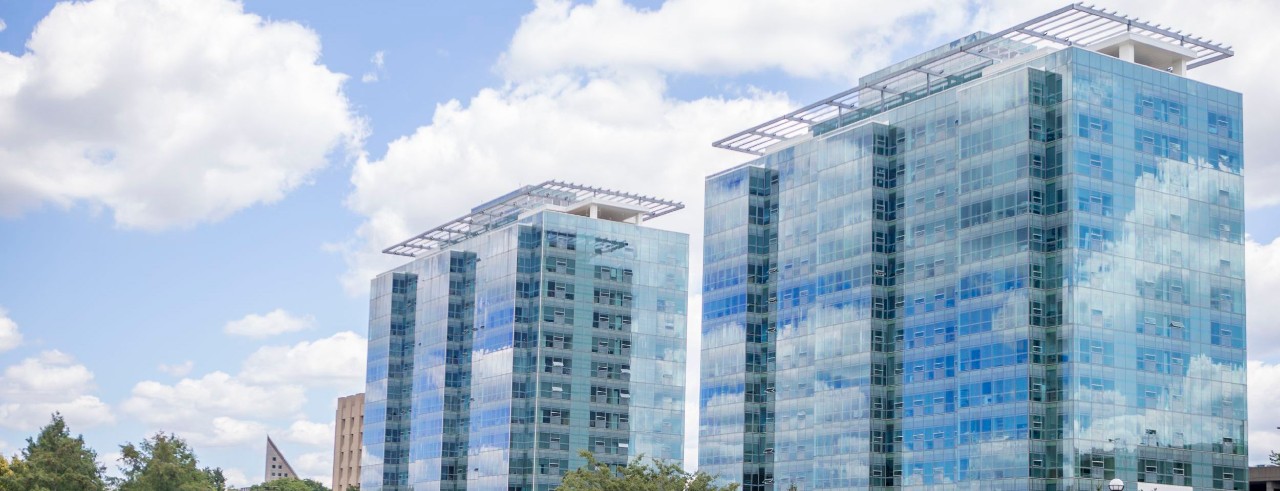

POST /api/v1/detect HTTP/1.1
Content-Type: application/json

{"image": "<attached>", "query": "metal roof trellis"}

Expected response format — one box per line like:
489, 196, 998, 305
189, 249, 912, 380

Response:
712, 3, 1233, 155
383, 180, 684, 257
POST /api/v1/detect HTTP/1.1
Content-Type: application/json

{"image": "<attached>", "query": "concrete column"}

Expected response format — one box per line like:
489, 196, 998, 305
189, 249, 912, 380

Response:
1118, 42, 1135, 62
1173, 58, 1187, 75
589, 204, 598, 218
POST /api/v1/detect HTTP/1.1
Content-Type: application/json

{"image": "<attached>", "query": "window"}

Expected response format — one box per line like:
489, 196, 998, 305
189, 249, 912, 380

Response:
547, 281, 574, 300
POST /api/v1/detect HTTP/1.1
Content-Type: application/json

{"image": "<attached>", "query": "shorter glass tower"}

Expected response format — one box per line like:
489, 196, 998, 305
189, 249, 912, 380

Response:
362, 181, 689, 491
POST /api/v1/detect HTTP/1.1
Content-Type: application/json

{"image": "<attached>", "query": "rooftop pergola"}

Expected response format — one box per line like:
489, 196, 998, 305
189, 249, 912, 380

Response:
713, 2, 1234, 155
383, 180, 684, 257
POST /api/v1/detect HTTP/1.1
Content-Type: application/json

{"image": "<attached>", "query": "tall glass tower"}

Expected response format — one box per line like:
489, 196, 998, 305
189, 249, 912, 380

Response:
362, 181, 689, 491
701, 5, 1245, 491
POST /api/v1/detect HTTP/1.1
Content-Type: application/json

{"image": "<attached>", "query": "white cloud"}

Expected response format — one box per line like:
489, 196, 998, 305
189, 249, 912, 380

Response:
185, 416, 268, 447
1248, 236, 1280, 360
361, 50, 385, 83
0, 350, 114, 430
100, 451, 122, 475
157, 360, 194, 377
120, 371, 305, 427
0, 18, 7, 33
502, 0, 977, 82
240, 331, 366, 390
294, 451, 334, 485
222, 467, 251, 489
1250, 361, 1280, 464
282, 418, 334, 447
0, 0, 362, 229
122, 330, 364, 454
0, 308, 21, 352
224, 309, 314, 338
3, 351, 95, 398
1246, 238, 1280, 470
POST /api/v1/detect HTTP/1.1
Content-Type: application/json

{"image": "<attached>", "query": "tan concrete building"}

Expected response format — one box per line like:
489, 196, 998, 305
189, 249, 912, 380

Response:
265, 436, 297, 482
332, 393, 364, 491
1252, 465, 1280, 491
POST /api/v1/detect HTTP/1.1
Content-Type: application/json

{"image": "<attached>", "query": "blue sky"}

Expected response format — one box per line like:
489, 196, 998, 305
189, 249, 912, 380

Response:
0, 0, 1278, 487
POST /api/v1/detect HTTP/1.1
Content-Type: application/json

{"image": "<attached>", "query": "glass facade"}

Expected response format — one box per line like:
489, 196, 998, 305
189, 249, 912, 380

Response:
363, 202, 689, 491
701, 47, 1245, 490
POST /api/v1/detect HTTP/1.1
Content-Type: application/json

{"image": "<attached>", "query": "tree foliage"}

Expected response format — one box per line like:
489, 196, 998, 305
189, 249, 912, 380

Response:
1272, 450, 1280, 466
0, 454, 16, 479
0, 413, 106, 491
113, 432, 223, 491
558, 451, 738, 491
248, 477, 331, 491
205, 467, 228, 490
0, 414, 239, 491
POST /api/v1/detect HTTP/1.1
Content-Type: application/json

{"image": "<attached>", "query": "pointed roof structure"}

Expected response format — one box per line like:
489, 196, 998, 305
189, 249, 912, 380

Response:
265, 436, 298, 482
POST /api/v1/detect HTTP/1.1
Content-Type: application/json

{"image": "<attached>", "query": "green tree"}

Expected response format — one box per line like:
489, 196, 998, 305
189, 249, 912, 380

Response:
204, 465, 227, 488
558, 451, 738, 491
113, 432, 222, 491
0, 454, 13, 479
247, 477, 330, 491
205, 466, 227, 489
0, 413, 106, 491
